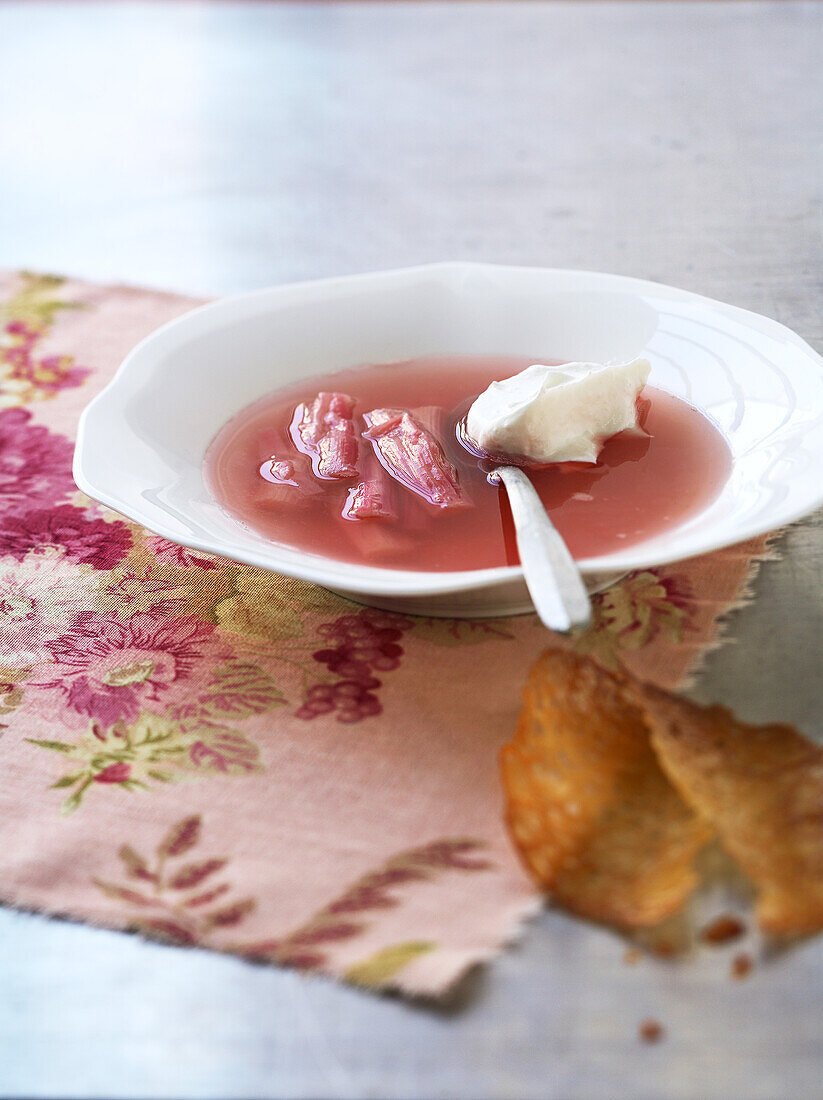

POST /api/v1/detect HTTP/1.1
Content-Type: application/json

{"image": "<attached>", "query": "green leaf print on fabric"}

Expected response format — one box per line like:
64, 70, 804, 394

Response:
27, 712, 264, 813
345, 941, 436, 987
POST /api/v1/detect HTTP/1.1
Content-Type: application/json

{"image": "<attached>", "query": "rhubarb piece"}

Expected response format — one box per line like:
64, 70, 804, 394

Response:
343, 452, 397, 520
258, 426, 298, 485
339, 513, 415, 563
291, 392, 359, 479
362, 407, 467, 509
257, 428, 307, 489
259, 458, 297, 485
256, 427, 320, 497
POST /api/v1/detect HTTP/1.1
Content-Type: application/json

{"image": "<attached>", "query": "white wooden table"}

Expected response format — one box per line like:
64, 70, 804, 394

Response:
2, 3, 823, 1097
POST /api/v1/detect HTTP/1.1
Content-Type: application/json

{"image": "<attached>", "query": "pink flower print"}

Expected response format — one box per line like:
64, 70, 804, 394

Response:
0, 505, 131, 569
94, 762, 131, 784
573, 568, 694, 668
33, 612, 226, 727
146, 536, 219, 571
0, 408, 75, 513
23, 353, 89, 398
0, 550, 105, 665
1, 320, 89, 405
1, 274, 91, 408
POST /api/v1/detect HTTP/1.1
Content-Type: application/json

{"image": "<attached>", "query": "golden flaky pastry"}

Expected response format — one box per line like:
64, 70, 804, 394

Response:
500, 648, 713, 928
637, 686, 823, 936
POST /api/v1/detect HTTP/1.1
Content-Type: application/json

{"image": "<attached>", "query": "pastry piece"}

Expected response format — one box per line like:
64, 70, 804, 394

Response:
637, 686, 823, 936
501, 648, 713, 928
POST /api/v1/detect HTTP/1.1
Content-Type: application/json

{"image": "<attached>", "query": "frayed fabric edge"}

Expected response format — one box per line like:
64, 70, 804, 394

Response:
674, 527, 787, 694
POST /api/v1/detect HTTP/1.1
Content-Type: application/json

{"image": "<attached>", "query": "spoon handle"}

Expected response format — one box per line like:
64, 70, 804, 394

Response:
492, 465, 592, 634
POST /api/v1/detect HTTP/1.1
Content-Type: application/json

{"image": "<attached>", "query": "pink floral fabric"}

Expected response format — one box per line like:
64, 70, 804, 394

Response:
0, 272, 772, 996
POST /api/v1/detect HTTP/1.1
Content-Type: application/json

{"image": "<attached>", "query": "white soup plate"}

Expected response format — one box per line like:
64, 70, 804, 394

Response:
73, 263, 823, 618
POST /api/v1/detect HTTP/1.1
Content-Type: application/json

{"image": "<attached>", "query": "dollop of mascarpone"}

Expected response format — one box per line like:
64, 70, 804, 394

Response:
465, 358, 651, 464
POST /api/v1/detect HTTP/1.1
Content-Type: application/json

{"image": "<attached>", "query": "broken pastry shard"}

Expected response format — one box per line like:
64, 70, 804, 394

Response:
291, 392, 359, 479
362, 408, 466, 508
500, 648, 713, 928
637, 686, 823, 937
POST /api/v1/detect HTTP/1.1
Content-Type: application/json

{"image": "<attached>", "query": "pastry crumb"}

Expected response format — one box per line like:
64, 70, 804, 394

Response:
638, 1018, 665, 1043
731, 952, 754, 980
650, 939, 680, 959
623, 947, 643, 965
699, 914, 746, 946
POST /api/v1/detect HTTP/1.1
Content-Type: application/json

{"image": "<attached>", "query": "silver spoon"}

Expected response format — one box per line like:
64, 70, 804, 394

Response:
457, 418, 592, 634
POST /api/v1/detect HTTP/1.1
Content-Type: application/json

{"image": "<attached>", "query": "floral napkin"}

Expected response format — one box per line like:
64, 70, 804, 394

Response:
0, 272, 771, 997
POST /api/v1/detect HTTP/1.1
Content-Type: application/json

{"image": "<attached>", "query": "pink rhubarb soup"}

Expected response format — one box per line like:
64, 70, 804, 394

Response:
205, 355, 732, 571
